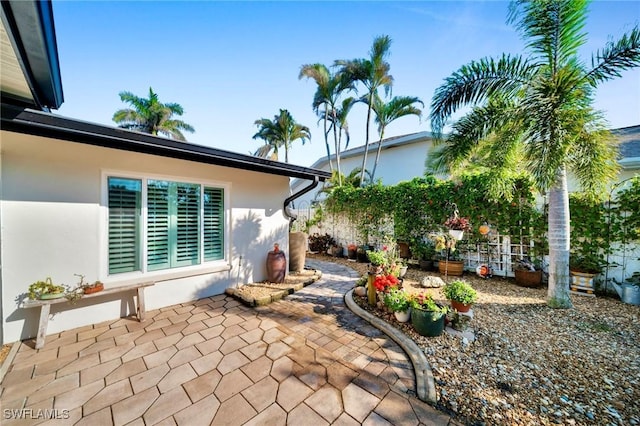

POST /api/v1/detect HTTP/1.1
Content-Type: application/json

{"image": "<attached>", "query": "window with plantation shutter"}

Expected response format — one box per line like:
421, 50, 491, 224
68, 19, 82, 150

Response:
108, 175, 226, 275
108, 177, 141, 274
204, 187, 224, 261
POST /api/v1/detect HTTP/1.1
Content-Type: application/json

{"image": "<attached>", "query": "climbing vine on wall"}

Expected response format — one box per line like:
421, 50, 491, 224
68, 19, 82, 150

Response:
323, 172, 639, 270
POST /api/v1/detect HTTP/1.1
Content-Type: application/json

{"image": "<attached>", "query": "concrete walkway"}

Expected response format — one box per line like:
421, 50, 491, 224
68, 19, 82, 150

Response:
0, 260, 456, 425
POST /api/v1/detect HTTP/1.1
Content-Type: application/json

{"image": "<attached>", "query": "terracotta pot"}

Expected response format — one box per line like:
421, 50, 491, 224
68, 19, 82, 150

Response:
450, 300, 471, 313
83, 283, 104, 294
267, 247, 286, 283
438, 260, 464, 276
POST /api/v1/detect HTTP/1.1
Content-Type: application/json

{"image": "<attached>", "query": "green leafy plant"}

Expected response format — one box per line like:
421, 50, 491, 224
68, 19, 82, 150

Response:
442, 280, 478, 305
366, 250, 388, 266
28, 278, 65, 300
569, 254, 604, 274
383, 288, 411, 312
410, 292, 449, 313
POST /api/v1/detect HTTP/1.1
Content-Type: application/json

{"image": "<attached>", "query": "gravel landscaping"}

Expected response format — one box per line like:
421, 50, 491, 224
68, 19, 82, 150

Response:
309, 253, 640, 426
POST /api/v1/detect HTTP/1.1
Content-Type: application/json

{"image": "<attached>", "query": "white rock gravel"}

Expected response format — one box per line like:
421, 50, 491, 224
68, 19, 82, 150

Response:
313, 254, 640, 426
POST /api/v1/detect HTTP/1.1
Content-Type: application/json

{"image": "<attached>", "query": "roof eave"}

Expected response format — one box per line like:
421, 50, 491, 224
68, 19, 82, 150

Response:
1, 0, 63, 110
1, 104, 331, 182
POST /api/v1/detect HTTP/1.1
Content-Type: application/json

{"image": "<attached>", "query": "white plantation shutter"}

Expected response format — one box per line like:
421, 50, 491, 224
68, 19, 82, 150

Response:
147, 180, 170, 271
108, 178, 141, 274
204, 187, 224, 261
174, 183, 200, 267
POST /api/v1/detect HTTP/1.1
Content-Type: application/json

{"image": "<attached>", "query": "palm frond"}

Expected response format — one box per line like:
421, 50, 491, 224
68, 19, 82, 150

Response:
430, 54, 533, 135
586, 26, 640, 85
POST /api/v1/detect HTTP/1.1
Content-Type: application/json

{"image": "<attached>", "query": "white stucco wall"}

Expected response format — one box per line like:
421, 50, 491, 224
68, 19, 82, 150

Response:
292, 137, 435, 207
1, 131, 293, 343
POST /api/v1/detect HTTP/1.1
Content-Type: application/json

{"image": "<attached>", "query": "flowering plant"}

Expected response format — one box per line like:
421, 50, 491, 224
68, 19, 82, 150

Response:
383, 288, 410, 312
409, 292, 449, 313
444, 215, 471, 231
347, 243, 357, 251
373, 274, 399, 292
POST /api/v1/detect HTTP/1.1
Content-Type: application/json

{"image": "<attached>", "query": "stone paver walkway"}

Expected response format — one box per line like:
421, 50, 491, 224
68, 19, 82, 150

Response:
0, 260, 455, 425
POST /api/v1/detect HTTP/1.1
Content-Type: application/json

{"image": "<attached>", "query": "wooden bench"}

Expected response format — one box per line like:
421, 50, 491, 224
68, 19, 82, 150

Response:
22, 282, 155, 349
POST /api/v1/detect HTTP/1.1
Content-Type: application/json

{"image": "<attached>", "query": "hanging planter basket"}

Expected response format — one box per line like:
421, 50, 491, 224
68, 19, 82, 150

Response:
448, 229, 464, 240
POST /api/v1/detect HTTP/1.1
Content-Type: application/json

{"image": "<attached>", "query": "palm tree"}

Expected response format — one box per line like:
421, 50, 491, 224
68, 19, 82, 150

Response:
112, 87, 195, 141
299, 64, 353, 182
430, 0, 640, 308
369, 94, 423, 181
336, 35, 394, 186
252, 109, 311, 163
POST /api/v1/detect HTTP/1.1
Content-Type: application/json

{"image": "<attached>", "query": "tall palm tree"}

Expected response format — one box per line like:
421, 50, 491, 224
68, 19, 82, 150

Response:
369, 94, 423, 181
299, 64, 353, 182
112, 87, 195, 141
430, 0, 640, 308
336, 35, 394, 186
252, 109, 311, 163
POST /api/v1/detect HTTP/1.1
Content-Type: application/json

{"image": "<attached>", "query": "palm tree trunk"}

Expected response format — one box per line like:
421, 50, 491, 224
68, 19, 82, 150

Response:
323, 107, 334, 173
547, 165, 573, 308
360, 96, 373, 186
370, 127, 386, 182
332, 111, 342, 186
284, 141, 289, 163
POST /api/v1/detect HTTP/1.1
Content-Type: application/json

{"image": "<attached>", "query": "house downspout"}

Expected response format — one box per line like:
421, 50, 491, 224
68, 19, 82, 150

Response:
284, 176, 320, 230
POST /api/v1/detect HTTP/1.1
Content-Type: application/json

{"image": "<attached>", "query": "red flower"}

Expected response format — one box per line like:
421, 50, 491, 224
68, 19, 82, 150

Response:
373, 274, 399, 292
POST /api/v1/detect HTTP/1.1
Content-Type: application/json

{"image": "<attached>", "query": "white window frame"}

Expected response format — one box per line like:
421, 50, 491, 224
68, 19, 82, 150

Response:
100, 170, 232, 284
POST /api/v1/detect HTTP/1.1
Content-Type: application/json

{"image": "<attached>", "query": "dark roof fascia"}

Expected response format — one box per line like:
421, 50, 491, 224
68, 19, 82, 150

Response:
0, 104, 331, 181
1, 0, 64, 110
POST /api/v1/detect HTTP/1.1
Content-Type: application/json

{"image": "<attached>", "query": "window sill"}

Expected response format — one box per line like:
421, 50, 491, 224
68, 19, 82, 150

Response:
106, 263, 232, 287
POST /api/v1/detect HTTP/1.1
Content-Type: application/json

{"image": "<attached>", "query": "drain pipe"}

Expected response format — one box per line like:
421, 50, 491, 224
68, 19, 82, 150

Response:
284, 176, 320, 230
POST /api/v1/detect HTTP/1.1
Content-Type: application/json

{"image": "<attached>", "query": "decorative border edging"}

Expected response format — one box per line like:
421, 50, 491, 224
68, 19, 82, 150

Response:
344, 289, 437, 404
0, 342, 21, 383
226, 270, 323, 307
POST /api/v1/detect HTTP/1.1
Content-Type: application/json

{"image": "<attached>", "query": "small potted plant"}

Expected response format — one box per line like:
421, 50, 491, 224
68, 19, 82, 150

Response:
28, 278, 66, 300
347, 243, 358, 260
442, 279, 477, 313
367, 250, 388, 274
514, 257, 543, 287
433, 233, 464, 276
444, 210, 472, 240
409, 292, 449, 337
569, 253, 604, 293
383, 287, 411, 322
413, 239, 436, 271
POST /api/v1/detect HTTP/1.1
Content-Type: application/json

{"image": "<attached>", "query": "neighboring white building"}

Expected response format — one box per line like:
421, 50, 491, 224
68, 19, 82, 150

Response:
291, 131, 437, 206
0, 3, 329, 344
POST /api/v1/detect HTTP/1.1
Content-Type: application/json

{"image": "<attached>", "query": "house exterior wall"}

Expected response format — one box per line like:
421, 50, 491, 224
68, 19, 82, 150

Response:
1, 131, 292, 343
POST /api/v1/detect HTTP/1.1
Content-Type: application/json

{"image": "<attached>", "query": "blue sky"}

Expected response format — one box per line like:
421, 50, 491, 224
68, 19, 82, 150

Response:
53, 1, 640, 168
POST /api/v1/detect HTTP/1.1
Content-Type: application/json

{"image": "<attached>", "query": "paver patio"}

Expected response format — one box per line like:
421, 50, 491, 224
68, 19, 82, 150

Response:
0, 260, 457, 425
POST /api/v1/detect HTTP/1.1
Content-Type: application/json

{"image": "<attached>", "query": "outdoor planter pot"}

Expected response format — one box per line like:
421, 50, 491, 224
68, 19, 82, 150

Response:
570, 270, 597, 295
438, 260, 464, 276
515, 269, 542, 287
450, 300, 472, 313
411, 307, 445, 337
394, 309, 411, 323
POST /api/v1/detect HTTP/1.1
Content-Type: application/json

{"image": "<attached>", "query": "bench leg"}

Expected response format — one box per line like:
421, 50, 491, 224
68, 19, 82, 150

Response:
137, 287, 146, 322
35, 304, 51, 349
